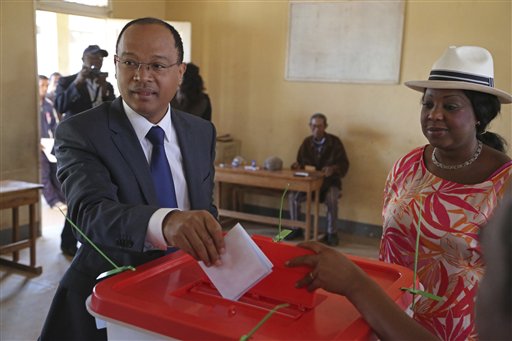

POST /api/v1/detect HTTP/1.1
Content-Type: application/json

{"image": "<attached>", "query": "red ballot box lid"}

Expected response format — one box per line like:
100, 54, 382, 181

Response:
89, 235, 414, 340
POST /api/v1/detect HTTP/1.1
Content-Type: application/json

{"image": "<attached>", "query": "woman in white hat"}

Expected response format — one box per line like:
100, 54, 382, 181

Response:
379, 46, 512, 340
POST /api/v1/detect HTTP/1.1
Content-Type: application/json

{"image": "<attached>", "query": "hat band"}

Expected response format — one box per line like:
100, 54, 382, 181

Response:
428, 70, 494, 87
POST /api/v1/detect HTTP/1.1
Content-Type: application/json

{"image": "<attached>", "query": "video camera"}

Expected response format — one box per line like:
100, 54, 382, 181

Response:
90, 65, 108, 78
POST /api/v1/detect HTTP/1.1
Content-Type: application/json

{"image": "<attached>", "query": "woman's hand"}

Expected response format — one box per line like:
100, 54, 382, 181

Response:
286, 241, 439, 340
285, 241, 365, 297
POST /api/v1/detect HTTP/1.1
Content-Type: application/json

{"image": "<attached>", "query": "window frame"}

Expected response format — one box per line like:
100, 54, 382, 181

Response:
36, 0, 112, 18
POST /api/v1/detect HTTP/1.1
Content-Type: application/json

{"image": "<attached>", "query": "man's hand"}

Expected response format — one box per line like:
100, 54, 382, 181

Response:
322, 165, 336, 177
96, 74, 110, 97
96, 73, 108, 87
74, 65, 91, 87
162, 210, 225, 267
291, 162, 301, 170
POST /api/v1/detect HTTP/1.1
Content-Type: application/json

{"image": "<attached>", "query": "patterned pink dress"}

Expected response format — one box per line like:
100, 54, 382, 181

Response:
379, 146, 512, 341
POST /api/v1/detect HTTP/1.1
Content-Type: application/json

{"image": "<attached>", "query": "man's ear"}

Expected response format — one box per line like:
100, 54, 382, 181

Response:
113, 57, 117, 79
178, 63, 187, 85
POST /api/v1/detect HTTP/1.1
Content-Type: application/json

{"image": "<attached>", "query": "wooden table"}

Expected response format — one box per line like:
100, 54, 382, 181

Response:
0, 180, 43, 274
214, 166, 324, 240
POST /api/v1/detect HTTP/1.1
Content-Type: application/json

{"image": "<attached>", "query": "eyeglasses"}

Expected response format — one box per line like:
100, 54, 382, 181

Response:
114, 55, 179, 74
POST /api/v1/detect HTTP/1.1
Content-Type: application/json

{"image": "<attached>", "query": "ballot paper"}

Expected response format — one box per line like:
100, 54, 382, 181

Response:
199, 223, 273, 301
41, 138, 57, 163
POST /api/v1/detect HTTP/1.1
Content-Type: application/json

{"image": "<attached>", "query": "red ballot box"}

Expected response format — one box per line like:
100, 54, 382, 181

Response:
87, 235, 414, 340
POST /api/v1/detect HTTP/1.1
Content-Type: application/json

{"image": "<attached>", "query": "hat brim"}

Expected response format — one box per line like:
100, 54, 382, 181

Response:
83, 50, 108, 57
405, 80, 512, 104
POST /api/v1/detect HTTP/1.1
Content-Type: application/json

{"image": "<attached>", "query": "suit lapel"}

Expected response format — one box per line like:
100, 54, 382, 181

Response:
172, 110, 201, 209
107, 98, 157, 205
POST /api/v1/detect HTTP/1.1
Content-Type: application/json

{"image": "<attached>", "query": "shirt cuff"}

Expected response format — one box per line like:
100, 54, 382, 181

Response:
145, 208, 178, 250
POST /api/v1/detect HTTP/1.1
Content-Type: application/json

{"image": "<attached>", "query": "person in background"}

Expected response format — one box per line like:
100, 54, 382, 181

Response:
39, 18, 224, 340
379, 46, 512, 340
38, 75, 77, 257
287, 113, 349, 246
46, 72, 61, 103
171, 62, 212, 121
39, 74, 62, 207
55, 45, 115, 119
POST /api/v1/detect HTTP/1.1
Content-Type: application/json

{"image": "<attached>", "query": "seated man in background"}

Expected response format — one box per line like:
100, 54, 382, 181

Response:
287, 113, 349, 246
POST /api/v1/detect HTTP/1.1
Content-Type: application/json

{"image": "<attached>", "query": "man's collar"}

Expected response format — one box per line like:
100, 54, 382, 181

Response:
122, 100, 171, 141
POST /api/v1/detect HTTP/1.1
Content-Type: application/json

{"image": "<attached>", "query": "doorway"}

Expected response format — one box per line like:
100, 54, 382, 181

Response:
35, 10, 192, 96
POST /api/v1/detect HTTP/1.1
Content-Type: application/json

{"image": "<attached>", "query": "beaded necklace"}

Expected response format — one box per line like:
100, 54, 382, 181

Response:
432, 140, 483, 170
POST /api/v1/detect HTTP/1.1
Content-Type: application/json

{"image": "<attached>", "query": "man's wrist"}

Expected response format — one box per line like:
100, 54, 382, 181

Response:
147, 208, 175, 250
162, 210, 179, 246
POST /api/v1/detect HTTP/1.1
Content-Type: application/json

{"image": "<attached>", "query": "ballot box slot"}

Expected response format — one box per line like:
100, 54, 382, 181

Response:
187, 280, 310, 319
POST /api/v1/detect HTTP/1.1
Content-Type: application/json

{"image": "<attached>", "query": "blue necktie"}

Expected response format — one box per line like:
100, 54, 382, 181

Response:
147, 126, 179, 254
146, 126, 178, 208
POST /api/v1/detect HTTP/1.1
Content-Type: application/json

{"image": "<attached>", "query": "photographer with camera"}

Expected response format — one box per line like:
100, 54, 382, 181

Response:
52, 45, 115, 257
55, 45, 115, 119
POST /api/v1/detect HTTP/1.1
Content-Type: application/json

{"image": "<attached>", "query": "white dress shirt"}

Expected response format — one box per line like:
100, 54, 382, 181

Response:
123, 100, 190, 250
85, 79, 102, 107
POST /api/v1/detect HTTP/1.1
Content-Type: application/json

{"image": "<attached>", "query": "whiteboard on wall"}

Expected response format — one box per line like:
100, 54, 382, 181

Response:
286, 1, 405, 84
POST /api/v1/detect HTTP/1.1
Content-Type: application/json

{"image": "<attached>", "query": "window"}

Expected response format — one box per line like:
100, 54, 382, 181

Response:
65, 0, 108, 6
36, 0, 111, 17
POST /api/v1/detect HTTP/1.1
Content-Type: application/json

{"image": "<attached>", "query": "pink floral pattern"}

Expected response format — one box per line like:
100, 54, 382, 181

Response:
379, 146, 512, 341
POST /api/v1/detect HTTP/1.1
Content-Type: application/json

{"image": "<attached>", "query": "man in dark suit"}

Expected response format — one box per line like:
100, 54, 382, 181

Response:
55, 44, 116, 119
39, 18, 225, 340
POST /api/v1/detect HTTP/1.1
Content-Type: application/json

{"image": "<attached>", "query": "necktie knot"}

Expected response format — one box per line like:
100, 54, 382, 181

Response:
146, 126, 165, 146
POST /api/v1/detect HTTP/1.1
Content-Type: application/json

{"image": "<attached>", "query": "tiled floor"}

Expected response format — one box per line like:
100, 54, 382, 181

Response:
0, 200, 380, 341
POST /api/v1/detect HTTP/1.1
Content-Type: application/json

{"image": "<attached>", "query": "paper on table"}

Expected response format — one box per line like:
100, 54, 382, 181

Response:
199, 223, 273, 301
41, 138, 57, 163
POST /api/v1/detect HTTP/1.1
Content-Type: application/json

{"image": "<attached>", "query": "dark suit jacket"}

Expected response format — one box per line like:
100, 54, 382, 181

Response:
55, 73, 115, 118
56, 96, 217, 276
296, 133, 349, 201
40, 97, 217, 340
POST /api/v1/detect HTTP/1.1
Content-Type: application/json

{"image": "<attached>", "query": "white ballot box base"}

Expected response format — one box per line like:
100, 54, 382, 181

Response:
86, 296, 178, 340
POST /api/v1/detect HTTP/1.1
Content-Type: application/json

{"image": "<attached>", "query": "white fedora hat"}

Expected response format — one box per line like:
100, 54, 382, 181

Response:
405, 46, 512, 104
